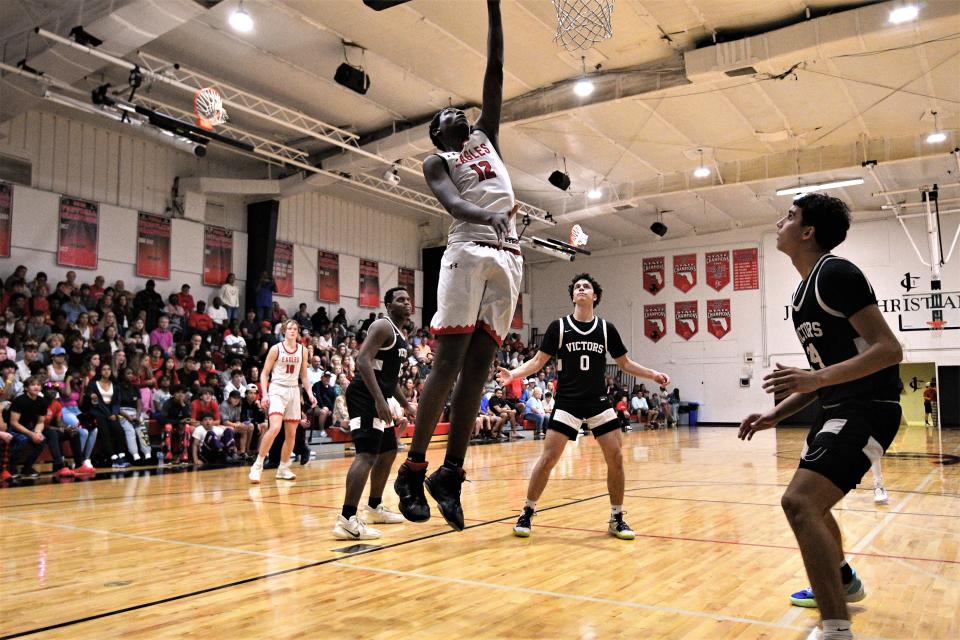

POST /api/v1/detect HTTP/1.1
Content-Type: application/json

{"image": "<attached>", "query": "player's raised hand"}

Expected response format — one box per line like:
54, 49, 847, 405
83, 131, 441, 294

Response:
762, 362, 821, 395
496, 366, 514, 385
738, 411, 778, 441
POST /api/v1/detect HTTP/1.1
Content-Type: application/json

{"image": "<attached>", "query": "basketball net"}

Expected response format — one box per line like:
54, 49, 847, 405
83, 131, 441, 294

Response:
926, 319, 946, 336
193, 87, 228, 130
552, 0, 614, 51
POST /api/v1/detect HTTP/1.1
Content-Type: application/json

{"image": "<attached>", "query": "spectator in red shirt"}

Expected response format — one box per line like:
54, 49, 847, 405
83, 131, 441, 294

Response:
176, 284, 195, 315
89, 275, 106, 300
191, 386, 221, 425
187, 301, 215, 342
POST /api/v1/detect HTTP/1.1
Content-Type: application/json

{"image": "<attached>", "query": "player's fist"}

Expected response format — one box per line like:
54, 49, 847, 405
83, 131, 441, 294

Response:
495, 366, 513, 385
652, 371, 670, 386
260, 396, 270, 411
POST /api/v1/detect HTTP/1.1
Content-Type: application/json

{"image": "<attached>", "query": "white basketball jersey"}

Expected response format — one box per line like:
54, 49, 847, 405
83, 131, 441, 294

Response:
271, 342, 303, 387
438, 129, 517, 245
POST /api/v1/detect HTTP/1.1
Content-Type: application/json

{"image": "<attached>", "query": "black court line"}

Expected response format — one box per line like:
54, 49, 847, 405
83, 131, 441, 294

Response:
0, 489, 615, 639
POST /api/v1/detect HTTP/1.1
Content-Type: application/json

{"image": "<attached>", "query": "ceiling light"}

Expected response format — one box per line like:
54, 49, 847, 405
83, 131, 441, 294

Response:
888, 5, 919, 24
693, 148, 711, 177
775, 178, 864, 196
926, 110, 947, 144
229, 2, 254, 32
587, 186, 602, 199
573, 56, 594, 97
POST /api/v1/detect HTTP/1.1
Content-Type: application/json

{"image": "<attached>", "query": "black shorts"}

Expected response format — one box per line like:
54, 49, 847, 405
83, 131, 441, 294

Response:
350, 414, 398, 455
798, 400, 901, 494
924, 400, 932, 413
548, 401, 619, 441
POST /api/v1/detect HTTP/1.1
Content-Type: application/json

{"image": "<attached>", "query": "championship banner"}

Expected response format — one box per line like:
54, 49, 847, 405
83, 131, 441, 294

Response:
398, 267, 416, 312
733, 248, 759, 290
643, 303, 667, 342
642, 256, 665, 295
359, 259, 380, 308
675, 300, 698, 341
202, 226, 233, 286
705, 250, 730, 291
57, 196, 99, 269
317, 251, 340, 303
707, 299, 732, 339
0, 182, 11, 258
136, 213, 171, 279
673, 253, 697, 293
273, 241, 294, 297
511, 294, 523, 330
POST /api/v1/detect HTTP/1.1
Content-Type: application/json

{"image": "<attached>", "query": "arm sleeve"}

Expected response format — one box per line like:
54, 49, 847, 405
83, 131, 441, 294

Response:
538, 320, 561, 357
606, 322, 628, 359
817, 259, 877, 318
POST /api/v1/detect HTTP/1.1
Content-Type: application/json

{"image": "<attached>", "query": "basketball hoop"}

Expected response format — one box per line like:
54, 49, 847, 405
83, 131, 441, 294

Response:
552, 0, 614, 51
193, 87, 228, 130
927, 319, 946, 336
570, 224, 589, 247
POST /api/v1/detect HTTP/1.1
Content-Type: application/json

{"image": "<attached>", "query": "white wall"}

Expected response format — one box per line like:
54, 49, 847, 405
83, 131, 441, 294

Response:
529, 216, 960, 423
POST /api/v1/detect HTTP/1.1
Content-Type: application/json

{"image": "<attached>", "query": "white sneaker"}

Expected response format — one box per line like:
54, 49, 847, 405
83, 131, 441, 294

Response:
364, 504, 405, 524
249, 462, 263, 484
874, 486, 889, 504
332, 515, 381, 540
275, 463, 296, 481
319, 430, 328, 438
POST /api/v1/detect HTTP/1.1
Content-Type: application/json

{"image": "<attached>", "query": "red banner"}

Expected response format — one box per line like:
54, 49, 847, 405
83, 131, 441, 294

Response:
673, 253, 697, 293
0, 182, 11, 258
705, 250, 730, 291
642, 256, 665, 295
57, 196, 99, 269
733, 248, 759, 290
202, 226, 233, 286
273, 241, 294, 297
675, 300, 698, 341
135, 213, 171, 279
644, 303, 667, 342
511, 294, 523, 329
317, 251, 340, 303
398, 267, 416, 313
359, 259, 380, 308
707, 299, 731, 339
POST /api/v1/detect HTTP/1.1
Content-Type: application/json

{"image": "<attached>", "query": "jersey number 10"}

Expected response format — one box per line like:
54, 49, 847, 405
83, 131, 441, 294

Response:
286, 364, 296, 374
468, 161, 497, 182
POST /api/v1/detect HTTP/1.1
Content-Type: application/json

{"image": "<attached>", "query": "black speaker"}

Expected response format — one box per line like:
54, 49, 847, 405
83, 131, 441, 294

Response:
650, 221, 668, 237
245, 200, 280, 315
334, 63, 371, 95
548, 170, 571, 191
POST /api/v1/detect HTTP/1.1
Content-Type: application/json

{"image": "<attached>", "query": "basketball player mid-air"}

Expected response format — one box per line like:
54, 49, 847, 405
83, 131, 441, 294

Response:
497, 274, 670, 540
393, 0, 521, 531
738, 194, 903, 640
249, 320, 316, 483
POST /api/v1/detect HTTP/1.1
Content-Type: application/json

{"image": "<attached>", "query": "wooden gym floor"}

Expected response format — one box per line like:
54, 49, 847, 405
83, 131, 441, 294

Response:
1, 425, 958, 639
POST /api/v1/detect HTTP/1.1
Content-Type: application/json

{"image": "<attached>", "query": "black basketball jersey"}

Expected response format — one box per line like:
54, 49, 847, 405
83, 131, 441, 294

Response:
540, 315, 627, 407
790, 254, 899, 405
347, 319, 409, 404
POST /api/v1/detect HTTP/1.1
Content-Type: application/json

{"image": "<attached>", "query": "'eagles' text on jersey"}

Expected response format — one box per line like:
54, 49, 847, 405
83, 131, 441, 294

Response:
438, 129, 517, 245
540, 315, 627, 407
790, 254, 898, 405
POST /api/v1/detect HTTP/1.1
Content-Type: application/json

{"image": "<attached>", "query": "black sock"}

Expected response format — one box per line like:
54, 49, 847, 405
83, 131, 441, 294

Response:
341, 504, 357, 519
368, 496, 382, 509
443, 455, 464, 470
407, 451, 426, 464
840, 562, 853, 584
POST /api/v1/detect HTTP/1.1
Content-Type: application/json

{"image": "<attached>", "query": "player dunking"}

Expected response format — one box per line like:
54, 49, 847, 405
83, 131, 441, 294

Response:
738, 194, 903, 640
249, 319, 316, 483
394, 0, 521, 530
332, 287, 416, 540
497, 274, 670, 539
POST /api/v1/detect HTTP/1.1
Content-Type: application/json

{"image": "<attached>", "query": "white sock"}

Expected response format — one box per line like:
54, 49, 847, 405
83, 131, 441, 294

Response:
132, 454, 141, 461
611, 505, 623, 516
822, 619, 852, 639
83, 459, 91, 466
254, 455, 264, 466
871, 460, 883, 486
524, 499, 536, 511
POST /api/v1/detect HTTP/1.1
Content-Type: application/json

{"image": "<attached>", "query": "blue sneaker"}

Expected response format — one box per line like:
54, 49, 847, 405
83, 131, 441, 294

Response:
789, 568, 866, 608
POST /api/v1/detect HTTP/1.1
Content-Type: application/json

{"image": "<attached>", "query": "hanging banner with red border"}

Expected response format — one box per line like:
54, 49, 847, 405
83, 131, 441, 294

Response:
707, 299, 731, 339
273, 241, 294, 297
359, 259, 380, 308
675, 300, 698, 341
398, 267, 416, 313
136, 213, 171, 279
733, 248, 759, 290
317, 251, 340, 303
644, 303, 667, 342
705, 250, 730, 291
57, 196, 99, 269
202, 226, 233, 286
673, 253, 697, 293
0, 182, 12, 258
642, 256, 665, 295
511, 294, 523, 330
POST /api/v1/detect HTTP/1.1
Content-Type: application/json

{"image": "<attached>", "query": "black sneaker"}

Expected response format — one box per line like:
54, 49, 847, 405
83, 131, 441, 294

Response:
608, 512, 635, 540
394, 461, 431, 523
425, 465, 466, 531
20, 467, 40, 479
513, 506, 535, 537
298, 448, 311, 466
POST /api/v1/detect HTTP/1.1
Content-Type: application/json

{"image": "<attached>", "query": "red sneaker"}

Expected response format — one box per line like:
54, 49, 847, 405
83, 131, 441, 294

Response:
56, 467, 76, 478
0, 470, 12, 482
76, 463, 96, 476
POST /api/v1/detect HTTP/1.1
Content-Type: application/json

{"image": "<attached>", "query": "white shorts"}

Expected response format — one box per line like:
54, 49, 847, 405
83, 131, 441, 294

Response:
431, 241, 523, 345
192, 425, 227, 442
268, 385, 301, 422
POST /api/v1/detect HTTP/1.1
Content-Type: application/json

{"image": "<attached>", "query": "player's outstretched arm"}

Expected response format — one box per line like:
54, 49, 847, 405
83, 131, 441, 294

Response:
423, 155, 513, 236
738, 390, 816, 441
497, 351, 550, 385
613, 354, 670, 386
355, 319, 395, 423
476, 0, 504, 151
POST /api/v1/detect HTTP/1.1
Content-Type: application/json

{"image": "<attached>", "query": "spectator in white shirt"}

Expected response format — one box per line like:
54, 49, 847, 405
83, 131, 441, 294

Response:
208, 297, 229, 328
219, 273, 240, 325
306, 355, 325, 387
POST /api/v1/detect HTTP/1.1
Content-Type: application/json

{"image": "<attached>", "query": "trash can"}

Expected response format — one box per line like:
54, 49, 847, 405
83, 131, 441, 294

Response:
688, 402, 700, 426
677, 403, 691, 426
